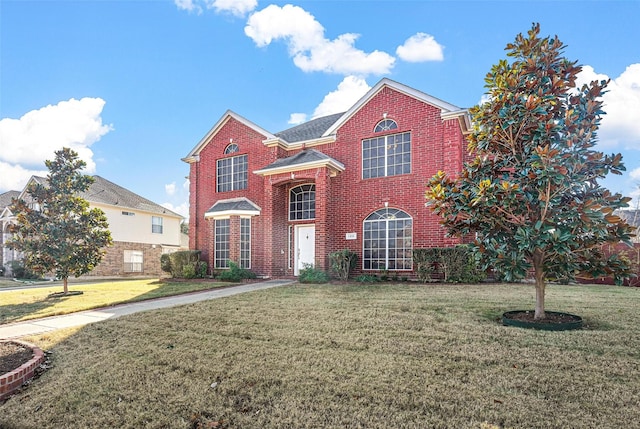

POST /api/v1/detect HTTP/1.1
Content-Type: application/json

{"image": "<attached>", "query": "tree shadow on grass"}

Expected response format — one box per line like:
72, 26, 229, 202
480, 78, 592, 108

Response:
0, 295, 72, 325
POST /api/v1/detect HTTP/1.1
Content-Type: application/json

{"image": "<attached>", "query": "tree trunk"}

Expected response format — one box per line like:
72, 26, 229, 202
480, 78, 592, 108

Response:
63, 277, 69, 295
532, 250, 546, 320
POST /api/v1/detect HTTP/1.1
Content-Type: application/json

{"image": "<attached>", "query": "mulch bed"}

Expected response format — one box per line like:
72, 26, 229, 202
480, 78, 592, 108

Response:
0, 342, 33, 374
505, 310, 580, 324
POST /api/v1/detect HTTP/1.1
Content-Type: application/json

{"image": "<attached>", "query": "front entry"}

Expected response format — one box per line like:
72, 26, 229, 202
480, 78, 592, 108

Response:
294, 224, 315, 275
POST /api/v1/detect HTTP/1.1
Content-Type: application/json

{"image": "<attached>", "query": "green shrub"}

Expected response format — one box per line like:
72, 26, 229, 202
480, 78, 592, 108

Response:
413, 246, 485, 283
355, 274, 380, 283
298, 264, 329, 284
164, 250, 207, 279
217, 261, 257, 282
413, 249, 439, 283
329, 249, 358, 280
160, 254, 172, 274
9, 260, 40, 280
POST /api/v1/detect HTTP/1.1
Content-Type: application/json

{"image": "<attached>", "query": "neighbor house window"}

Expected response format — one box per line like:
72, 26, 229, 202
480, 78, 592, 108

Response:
362, 132, 411, 179
152, 216, 163, 234
289, 184, 316, 220
240, 218, 251, 269
122, 211, 135, 216
217, 154, 248, 192
124, 250, 143, 273
363, 208, 412, 270
374, 119, 398, 133
214, 219, 230, 268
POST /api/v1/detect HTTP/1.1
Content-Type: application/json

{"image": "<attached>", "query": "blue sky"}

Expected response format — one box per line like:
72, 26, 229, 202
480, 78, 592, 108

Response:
1, 0, 639, 219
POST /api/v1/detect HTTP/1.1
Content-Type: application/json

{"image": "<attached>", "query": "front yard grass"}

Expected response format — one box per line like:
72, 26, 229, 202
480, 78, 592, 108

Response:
1, 282, 639, 428
0, 279, 231, 324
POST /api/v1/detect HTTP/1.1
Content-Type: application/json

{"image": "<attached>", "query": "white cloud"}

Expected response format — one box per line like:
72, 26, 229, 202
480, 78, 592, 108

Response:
174, 0, 202, 14
165, 182, 176, 196
245, 4, 395, 76
576, 64, 640, 149
162, 202, 189, 219
0, 161, 47, 193
288, 113, 307, 125
0, 97, 113, 192
630, 167, 640, 181
312, 76, 371, 119
211, 0, 257, 17
396, 33, 444, 62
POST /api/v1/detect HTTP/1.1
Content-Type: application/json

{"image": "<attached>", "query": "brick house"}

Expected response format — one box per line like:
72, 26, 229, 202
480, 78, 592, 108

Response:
1, 175, 185, 277
183, 78, 471, 278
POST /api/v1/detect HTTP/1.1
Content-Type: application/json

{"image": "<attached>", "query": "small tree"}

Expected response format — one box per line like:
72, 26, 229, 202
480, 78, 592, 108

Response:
8, 148, 113, 294
426, 24, 635, 319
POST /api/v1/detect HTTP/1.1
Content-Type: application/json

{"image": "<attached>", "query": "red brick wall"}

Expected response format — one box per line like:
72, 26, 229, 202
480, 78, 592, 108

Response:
189, 86, 467, 278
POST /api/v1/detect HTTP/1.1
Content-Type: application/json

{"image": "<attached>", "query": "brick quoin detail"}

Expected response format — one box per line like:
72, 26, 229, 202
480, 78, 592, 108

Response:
186, 82, 468, 278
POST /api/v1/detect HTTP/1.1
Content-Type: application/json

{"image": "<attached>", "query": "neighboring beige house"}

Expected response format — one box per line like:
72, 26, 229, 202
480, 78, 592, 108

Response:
0, 175, 184, 277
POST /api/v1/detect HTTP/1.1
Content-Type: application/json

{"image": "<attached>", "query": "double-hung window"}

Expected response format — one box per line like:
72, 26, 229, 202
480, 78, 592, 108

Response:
362, 132, 411, 179
214, 219, 230, 268
124, 250, 143, 273
152, 216, 163, 234
217, 154, 248, 192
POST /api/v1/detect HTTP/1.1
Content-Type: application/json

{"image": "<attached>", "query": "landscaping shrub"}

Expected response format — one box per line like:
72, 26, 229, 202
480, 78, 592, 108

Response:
329, 249, 358, 280
298, 264, 329, 284
355, 274, 380, 283
217, 261, 257, 282
163, 250, 207, 279
413, 246, 485, 283
9, 260, 40, 280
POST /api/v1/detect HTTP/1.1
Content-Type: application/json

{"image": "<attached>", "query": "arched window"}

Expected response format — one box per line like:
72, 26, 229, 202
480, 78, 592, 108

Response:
289, 184, 316, 220
374, 119, 398, 133
224, 143, 239, 154
363, 208, 412, 270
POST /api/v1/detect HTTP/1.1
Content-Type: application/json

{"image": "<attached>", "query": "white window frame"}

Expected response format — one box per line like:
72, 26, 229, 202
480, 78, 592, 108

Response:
363, 208, 413, 271
124, 250, 143, 273
216, 154, 248, 192
152, 216, 163, 234
362, 131, 411, 179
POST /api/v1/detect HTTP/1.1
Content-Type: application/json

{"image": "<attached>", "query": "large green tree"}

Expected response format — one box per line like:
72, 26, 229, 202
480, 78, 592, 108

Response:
426, 24, 635, 319
8, 148, 113, 294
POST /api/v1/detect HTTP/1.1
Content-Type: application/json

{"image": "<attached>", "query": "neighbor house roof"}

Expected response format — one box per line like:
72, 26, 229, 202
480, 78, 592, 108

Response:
204, 197, 261, 218
253, 149, 345, 177
0, 191, 20, 211
22, 175, 182, 218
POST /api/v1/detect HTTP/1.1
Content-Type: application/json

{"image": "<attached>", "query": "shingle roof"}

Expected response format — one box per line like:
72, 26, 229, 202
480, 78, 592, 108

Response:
257, 149, 341, 172
274, 112, 344, 143
26, 175, 182, 218
205, 197, 261, 216
618, 209, 640, 228
0, 191, 20, 211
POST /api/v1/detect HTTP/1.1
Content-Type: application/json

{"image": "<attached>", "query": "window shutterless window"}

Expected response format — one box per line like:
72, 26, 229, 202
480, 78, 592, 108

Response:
152, 216, 163, 234
363, 208, 413, 270
240, 218, 251, 269
215, 218, 230, 268
362, 132, 411, 179
123, 250, 143, 273
217, 154, 248, 192
289, 184, 316, 220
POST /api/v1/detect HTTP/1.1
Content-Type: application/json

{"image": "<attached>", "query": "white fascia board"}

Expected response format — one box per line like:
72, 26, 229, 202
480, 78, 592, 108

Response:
183, 110, 277, 162
253, 158, 346, 177
441, 109, 472, 134
323, 78, 463, 137
263, 135, 336, 150
204, 209, 261, 219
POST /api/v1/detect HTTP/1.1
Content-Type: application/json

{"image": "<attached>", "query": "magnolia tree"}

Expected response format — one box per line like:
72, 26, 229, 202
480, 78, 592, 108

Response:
9, 148, 112, 294
426, 24, 635, 319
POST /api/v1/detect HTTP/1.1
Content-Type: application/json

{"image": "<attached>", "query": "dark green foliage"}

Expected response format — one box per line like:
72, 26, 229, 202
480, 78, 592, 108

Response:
413, 247, 485, 283
8, 148, 112, 293
298, 264, 329, 284
9, 260, 40, 280
329, 249, 358, 280
355, 274, 380, 283
217, 261, 257, 282
166, 250, 207, 279
426, 24, 634, 318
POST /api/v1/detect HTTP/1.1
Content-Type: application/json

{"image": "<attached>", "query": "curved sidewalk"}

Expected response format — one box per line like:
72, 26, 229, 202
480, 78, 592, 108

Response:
0, 279, 295, 340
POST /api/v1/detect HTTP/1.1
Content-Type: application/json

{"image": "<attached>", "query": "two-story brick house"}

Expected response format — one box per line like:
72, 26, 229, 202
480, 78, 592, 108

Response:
183, 78, 471, 278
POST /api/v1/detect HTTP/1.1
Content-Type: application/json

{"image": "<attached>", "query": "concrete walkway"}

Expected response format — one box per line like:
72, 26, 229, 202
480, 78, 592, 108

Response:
0, 279, 295, 340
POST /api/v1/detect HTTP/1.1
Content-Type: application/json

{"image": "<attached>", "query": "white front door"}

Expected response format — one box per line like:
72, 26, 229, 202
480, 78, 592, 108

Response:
295, 224, 315, 275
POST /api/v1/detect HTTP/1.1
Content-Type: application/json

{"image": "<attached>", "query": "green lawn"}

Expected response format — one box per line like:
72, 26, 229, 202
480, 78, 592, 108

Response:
1, 282, 639, 429
0, 278, 231, 324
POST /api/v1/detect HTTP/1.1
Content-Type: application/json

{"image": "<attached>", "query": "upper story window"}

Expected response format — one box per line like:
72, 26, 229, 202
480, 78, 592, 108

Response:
224, 143, 239, 154
289, 184, 315, 221
362, 132, 411, 179
217, 154, 248, 192
152, 216, 163, 234
374, 119, 398, 133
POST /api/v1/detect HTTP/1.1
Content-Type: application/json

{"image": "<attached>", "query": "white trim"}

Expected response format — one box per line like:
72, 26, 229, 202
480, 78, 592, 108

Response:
254, 158, 345, 177
204, 209, 260, 219
262, 135, 337, 150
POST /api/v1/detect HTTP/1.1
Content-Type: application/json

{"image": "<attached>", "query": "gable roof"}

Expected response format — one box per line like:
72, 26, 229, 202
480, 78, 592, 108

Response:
0, 191, 20, 211
204, 197, 261, 218
18, 175, 182, 218
324, 78, 471, 136
182, 110, 277, 163
254, 149, 345, 177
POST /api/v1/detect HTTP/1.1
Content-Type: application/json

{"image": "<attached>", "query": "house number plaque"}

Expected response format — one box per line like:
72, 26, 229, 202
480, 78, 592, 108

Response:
345, 233, 357, 240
